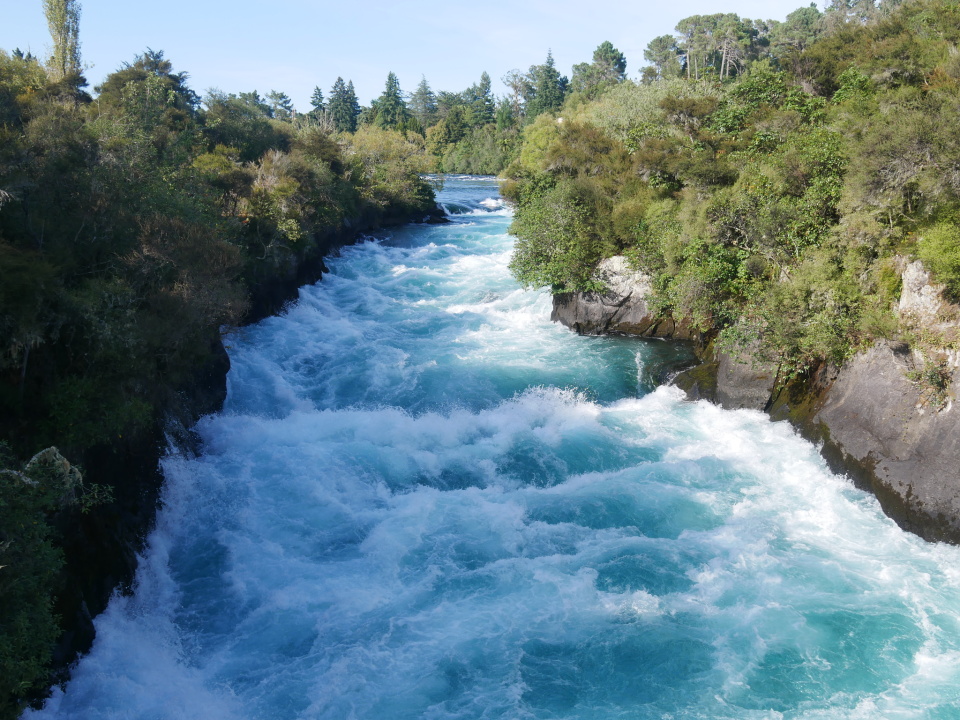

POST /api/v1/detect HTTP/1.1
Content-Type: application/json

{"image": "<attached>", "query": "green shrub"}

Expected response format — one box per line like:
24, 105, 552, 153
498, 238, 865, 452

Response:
0, 447, 81, 719
917, 222, 960, 299
509, 179, 607, 292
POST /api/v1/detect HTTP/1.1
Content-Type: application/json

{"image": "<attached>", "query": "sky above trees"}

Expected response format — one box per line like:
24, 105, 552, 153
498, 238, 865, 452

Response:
4, 0, 810, 109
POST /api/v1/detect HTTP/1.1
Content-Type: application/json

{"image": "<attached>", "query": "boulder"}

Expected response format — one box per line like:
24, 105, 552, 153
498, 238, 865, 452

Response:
814, 341, 960, 541
551, 257, 698, 339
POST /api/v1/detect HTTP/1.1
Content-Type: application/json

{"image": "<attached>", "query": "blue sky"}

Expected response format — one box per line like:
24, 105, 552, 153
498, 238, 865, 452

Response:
3, 0, 815, 109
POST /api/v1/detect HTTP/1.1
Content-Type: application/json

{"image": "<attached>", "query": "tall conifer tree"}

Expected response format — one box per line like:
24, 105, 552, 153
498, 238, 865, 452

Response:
409, 76, 437, 127
525, 52, 566, 119
375, 72, 408, 129
471, 71, 495, 125
329, 77, 359, 132
310, 86, 325, 112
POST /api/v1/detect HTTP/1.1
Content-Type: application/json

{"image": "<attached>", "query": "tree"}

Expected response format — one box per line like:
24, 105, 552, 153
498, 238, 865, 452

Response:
328, 77, 359, 132
374, 72, 408, 129
716, 15, 752, 79
643, 35, 683, 80
495, 97, 514, 130
309, 86, 325, 113
571, 41, 628, 96
202, 89, 288, 161
238, 90, 272, 116
674, 13, 759, 80
96, 49, 198, 110
503, 69, 531, 121
468, 71, 495, 125
769, 4, 823, 58
267, 90, 294, 120
94, 49, 199, 156
435, 90, 463, 121
823, 0, 879, 30
409, 76, 437, 126
43, 0, 81, 83
589, 41, 627, 84
345, 82, 360, 124
525, 52, 567, 119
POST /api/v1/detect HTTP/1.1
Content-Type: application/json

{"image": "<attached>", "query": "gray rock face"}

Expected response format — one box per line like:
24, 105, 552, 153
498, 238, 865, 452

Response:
814, 341, 960, 541
551, 257, 698, 339
714, 349, 779, 411
899, 260, 948, 325
672, 345, 780, 411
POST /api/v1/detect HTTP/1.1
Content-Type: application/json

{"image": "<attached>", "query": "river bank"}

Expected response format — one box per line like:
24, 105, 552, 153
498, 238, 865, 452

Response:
45, 202, 448, 688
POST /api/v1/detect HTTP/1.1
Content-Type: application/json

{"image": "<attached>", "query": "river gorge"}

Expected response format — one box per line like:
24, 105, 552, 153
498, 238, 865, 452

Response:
29, 177, 960, 719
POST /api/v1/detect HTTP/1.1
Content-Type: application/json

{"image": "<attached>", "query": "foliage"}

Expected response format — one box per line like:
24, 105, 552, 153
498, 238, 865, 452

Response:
202, 89, 290, 162
643, 35, 683, 82
441, 125, 519, 175
906, 355, 952, 409
571, 42, 627, 99
0, 34, 439, 710
328, 77, 359, 133
373, 72, 409, 130
343, 125, 435, 220
508, 178, 608, 292
917, 222, 960, 300
409, 76, 437, 126
506, 0, 960, 372
42, 0, 81, 83
0, 447, 80, 719
309, 86, 324, 113
524, 52, 568, 119
417, 71, 522, 176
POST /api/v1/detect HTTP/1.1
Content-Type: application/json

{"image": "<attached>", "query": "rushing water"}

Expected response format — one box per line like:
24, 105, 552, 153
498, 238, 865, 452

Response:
32, 177, 960, 719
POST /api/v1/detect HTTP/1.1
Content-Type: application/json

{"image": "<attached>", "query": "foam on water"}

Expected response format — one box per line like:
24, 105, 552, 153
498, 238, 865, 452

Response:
29, 178, 960, 719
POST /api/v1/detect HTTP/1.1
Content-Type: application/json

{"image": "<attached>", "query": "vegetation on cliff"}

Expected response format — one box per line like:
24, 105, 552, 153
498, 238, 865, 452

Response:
505, 0, 960, 380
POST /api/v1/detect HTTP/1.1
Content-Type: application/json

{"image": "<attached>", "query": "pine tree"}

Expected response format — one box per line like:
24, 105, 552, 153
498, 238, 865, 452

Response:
643, 35, 683, 80
470, 71, 495, 126
525, 52, 566, 119
310, 86, 325, 112
374, 72, 408, 130
267, 90, 294, 120
409, 76, 437, 127
345, 81, 360, 129
328, 77, 359, 132
495, 97, 514, 130
238, 90, 272, 117
592, 42, 627, 83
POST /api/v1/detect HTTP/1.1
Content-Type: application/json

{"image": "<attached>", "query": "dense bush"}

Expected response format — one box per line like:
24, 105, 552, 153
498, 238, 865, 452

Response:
505, 0, 960, 372
0, 447, 82, 719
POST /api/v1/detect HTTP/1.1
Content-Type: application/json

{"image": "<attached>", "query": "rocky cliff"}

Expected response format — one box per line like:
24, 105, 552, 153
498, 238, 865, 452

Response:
552, 255, 960, 544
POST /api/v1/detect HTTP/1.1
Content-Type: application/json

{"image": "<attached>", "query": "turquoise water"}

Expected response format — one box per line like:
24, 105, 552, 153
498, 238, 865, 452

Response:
31, 177, 960, 719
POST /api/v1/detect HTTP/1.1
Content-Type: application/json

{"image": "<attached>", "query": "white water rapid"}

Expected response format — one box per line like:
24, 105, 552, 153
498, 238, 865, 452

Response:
29, 177, 960, 720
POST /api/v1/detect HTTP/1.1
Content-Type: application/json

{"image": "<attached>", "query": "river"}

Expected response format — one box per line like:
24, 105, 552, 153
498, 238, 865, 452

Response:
30, 176, 960, 719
